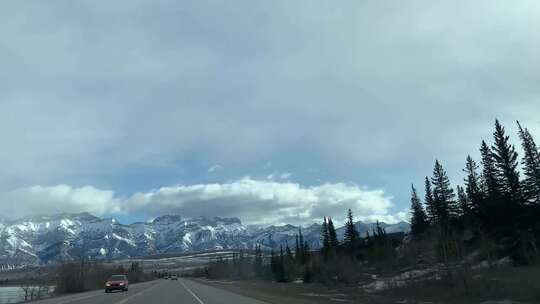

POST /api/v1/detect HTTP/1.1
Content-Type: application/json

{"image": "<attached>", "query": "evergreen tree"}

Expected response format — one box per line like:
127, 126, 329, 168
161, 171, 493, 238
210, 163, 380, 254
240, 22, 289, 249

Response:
424, 177, 437, 224
463, 155, 483, 214
254, 245, 263, 277
517, 121, 540, 205
279, 245, 286, 281
303, 241, 310, 261
492, 119, 523, 205
270, 249, 277, 279
298, 228, 305, 264
294, 234, 300, 262
431, 160, 457, 224
285, 242, 293, 261
321, 217, 331, 261
327, 218, 339, 249
343, 209, 360, 256
480, 140, 501, 199
457, 185, 470, 218
410, 184, 429, 238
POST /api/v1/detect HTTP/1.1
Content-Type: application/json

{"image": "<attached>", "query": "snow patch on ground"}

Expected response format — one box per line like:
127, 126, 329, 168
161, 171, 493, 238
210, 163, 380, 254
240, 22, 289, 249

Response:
361, 267, 442, 293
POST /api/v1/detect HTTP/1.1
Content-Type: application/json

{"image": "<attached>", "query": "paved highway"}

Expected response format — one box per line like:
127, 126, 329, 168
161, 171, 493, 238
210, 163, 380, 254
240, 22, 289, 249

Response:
34, 279, 270, 304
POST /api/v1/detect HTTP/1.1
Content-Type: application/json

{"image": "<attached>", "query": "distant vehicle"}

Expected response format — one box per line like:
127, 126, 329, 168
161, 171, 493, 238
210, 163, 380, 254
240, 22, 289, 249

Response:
170, 274, 178, 280
105, 275, 129, 293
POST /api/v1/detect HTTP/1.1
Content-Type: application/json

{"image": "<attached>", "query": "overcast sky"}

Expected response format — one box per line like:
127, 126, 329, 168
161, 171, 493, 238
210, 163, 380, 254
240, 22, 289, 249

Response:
0, 1, 539, 226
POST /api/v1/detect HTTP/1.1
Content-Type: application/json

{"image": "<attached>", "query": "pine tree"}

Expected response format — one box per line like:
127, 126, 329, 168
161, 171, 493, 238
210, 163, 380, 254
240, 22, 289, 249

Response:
457, 185, 470, 218
463, 155, 483, 214
321, 217, 331, 261
343, 209, 359, 256
294, 234, 300, 262
480, 140, 501, 199
492, 119, 523, 205
270, 249, 277, 279
298, 228, 305, 264
286, 242, 293, 260
424, 177, 437, 224
517, 121, 540, 205
254, 245, 263, 277
431, 160, 457, 224
278, 245, 286, 282
327, 218, 339, 249
303, 241, 310, 261
410, 184, 429, 238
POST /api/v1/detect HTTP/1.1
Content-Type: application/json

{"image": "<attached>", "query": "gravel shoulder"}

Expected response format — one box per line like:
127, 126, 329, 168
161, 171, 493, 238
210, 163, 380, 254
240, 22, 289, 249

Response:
191, 278, 399, 304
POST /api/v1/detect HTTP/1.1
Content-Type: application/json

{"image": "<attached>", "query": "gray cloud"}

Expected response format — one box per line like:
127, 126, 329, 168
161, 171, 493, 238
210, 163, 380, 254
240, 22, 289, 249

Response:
0, 1, 538, 215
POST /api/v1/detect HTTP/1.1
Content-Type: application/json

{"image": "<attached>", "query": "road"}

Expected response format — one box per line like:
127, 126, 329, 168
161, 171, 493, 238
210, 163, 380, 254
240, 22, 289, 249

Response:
34, 279, 270, 304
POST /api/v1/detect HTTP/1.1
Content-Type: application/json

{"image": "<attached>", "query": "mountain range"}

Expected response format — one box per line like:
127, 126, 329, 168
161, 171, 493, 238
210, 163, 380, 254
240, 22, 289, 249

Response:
0, 213, 409, 268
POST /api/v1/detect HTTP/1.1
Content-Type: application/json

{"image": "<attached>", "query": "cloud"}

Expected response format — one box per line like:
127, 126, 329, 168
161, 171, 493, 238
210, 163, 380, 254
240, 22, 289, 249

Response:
0, 179, 405, 226
0, 185, 120, 220
280, 172, 292, 179
0, 0, 538, 215
266, 172, 292, 180
207, 165, 222, 173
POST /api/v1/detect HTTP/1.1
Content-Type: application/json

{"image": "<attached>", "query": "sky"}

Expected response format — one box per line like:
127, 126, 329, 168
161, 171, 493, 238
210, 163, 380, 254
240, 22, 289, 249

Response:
0, 1, 539, 226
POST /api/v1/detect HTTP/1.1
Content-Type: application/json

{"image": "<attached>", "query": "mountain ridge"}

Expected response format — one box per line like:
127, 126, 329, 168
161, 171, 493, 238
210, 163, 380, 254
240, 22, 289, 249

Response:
0, 212, 409, 268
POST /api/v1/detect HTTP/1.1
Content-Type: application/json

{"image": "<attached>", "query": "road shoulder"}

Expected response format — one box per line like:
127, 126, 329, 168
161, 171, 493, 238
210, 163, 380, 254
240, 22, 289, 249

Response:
186, 278, 390, 304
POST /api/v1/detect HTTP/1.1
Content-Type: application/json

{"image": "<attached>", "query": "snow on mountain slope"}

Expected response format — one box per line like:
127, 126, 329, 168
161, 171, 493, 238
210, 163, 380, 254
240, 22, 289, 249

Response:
0, 213, 409, 267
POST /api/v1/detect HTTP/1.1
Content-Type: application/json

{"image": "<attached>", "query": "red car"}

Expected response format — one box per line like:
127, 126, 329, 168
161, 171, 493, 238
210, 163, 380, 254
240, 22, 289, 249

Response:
104, 275, 129, 293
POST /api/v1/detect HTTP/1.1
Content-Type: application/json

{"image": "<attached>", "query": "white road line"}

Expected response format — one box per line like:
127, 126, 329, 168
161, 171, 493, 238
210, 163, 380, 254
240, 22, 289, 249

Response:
180, 280, 205, 304
114, 282, 161, 304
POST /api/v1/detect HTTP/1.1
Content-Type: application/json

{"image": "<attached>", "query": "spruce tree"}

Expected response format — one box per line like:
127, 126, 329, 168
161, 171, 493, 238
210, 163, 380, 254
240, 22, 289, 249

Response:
254, 245, 263, 277
321, 217, 331, 260
431, 160, 457, 224
278, 245, 286, 282
343, 209, 359, 256
480, 140, 501, 199
327, 218, 339, 249
463, 155, 483, 214
285, 242, 293, 261
303, 241, 310, 261
298, 228, 305, 264
517, 121, 540, 205
294, 234, 300, 262
492, 119, 523, 205
457, 185, 470, 218
424, 177, 437, 224
410, 184, 429, 238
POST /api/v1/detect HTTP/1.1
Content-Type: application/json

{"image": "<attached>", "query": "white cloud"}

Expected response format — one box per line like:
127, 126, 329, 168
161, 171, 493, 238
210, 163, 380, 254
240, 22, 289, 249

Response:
0, 179, 402, 225
266, 172, 292, 180
0, 185, 120, 219
124, 178, 399, 225
207, 165, 222, 173
280, 172, 292, 179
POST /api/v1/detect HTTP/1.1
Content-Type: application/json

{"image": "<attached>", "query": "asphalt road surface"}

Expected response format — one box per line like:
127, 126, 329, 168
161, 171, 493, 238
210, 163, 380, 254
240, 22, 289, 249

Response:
34, 279, 270, 304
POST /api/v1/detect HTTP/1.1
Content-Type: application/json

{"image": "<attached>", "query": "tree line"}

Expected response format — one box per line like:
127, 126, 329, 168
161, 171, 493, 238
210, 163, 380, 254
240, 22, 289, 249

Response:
197, 119, 539, 286
56, 261, 153, 294
409, 120, 540, 264
198, 208, 400, 284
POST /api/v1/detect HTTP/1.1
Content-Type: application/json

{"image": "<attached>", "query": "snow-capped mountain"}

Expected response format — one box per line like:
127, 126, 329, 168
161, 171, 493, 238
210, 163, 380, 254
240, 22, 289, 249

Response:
0, 213, 409, 267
